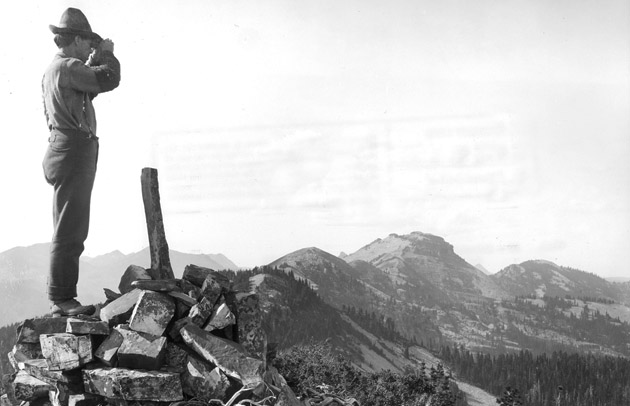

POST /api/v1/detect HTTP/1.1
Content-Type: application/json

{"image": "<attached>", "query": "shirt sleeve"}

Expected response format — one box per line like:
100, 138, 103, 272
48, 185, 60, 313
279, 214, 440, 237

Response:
66, 51, 121, 94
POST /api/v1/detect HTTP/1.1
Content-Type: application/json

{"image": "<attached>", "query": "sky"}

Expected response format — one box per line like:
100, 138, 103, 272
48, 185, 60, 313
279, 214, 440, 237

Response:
0, 0, 628, 277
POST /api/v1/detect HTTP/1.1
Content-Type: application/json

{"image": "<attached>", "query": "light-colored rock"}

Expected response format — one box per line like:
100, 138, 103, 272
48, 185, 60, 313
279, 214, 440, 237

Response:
66, 318, 109, 335
181, 356, 230, 401
83, 367, 183, 401
180, 324, 263, 388
39, 334, 92, 371
100, 289, 142, 325
68, 393, 103, 406
94, 327, 125, 366
118, 265, 152, 295
0, 394, 14, 406
204, 303, 236, 332
25, 360, 83, 406
117, 330, 167, 370
128, 291, 175, 336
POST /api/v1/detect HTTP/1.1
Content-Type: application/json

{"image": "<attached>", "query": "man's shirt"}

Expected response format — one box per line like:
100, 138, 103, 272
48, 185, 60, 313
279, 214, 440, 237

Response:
42, 50, 120, 137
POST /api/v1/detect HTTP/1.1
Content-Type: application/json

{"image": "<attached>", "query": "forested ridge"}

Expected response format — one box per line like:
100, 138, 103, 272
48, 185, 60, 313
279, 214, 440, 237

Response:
440, 345, 630, 406
497, 295, 630, 356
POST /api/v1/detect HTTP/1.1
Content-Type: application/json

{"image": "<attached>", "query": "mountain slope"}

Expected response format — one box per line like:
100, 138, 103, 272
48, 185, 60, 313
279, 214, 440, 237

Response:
268, 247, 385, 311
269, 232, 630, 358
344, 232, 507, 302
492, 260, 626, 302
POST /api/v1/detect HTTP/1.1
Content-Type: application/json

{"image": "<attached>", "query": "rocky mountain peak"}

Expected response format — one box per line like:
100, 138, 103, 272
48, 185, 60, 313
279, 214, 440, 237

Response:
344, 231, 457, 265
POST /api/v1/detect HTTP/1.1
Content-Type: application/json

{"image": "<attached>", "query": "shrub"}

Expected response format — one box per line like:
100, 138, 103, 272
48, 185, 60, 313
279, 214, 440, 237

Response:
273, 342, 463, 406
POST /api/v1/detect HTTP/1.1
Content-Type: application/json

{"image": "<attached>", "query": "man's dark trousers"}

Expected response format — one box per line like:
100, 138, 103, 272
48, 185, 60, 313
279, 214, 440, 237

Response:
43, 129, 98, 302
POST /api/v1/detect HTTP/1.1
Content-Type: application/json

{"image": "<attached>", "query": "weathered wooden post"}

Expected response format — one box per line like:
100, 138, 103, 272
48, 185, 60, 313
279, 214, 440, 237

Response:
141, 167, 175, 279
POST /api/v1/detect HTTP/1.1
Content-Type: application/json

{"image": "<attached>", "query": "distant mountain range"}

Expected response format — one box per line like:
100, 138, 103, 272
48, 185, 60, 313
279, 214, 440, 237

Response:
268, 232, 630, 357
2, 232, 629, 404
0, 243, 238, 326
2, 232, 629, 359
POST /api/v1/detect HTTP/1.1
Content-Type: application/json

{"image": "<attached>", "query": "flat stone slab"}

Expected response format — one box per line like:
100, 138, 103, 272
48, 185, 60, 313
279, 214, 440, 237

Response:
100, 289, 143, 325
128, 291, 175, 336
21, 358, 82, 387
167, 291, 197, 307
40, 334, 93, 371
83, 368, 183, 401
131, 279, 178, 292
17, 318, 68, 344
117, 330, 167, 370
180, 324, 263, 388
66, 318, 110, 335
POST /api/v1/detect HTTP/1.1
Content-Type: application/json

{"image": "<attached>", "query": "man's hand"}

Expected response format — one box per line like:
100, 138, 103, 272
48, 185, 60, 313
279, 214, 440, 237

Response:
99, 39, 114, 53
86, 38, 116, 67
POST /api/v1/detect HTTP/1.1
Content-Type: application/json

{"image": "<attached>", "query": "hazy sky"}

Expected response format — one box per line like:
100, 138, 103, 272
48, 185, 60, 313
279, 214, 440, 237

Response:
1, 1, 628, 276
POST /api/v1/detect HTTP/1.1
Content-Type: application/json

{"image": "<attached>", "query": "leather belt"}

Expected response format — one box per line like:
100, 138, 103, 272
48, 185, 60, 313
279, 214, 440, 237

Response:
50, 127, 98, 140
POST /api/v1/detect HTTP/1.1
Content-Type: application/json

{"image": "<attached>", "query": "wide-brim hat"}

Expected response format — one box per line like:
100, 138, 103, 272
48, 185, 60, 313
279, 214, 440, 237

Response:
49, 8, 102, 42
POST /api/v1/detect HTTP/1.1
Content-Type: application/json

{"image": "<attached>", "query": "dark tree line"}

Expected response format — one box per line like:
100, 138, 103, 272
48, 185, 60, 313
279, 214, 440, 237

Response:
501, 296, 630, 355
342, 304, 404, 342
440, 345, 630, 406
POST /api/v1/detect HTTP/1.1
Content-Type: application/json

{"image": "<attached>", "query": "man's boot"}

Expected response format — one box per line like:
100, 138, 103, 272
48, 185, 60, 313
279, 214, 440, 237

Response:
51, 299, 95, 317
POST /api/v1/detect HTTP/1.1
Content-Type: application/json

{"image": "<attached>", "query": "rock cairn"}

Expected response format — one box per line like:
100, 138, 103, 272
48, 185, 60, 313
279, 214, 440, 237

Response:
1, 264, 301, 406
0, 166, 301, 406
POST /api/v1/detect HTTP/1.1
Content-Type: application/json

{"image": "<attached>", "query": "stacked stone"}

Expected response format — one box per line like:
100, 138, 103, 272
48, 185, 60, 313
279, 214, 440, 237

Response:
1, 264, 300, 406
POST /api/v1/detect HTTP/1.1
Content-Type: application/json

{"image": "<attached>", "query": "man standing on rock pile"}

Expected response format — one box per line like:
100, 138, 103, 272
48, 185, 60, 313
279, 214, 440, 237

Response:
42, 8, 121, 316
